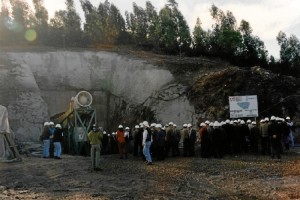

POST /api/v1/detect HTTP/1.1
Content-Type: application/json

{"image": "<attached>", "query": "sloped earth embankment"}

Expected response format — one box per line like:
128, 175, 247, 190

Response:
190, 66, 300, 120
1, 150, 300, 200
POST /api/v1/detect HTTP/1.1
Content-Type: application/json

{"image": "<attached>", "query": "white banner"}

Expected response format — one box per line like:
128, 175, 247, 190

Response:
229, 95, 258, 118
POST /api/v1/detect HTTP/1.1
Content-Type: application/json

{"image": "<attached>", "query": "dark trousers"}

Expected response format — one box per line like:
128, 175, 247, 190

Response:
156, 145, 165, 161
183, 139, 189, 156
261, 137, 270, 155
271, 139, 281, 159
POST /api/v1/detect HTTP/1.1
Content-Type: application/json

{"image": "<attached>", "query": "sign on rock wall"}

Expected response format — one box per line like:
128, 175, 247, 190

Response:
229, 95, 258, 118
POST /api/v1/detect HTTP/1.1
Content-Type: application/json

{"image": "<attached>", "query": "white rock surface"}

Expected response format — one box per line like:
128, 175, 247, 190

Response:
0, 51, 195, 141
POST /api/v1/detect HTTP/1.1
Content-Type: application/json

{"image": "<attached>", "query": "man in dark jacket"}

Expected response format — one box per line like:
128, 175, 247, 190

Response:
188, 123, 197, 157
155, 124, 166, 161
268, 116, 282, 159
250, 121, 260, 154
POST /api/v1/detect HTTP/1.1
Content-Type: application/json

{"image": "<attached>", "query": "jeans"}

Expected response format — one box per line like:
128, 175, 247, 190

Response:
91, 144, 101, 168
54, 142, 62, 157
43, 139, 50, 157
143, 141, 152, 163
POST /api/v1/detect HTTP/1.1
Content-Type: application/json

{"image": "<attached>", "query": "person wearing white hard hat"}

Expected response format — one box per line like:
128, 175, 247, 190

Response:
133, 125, 142, 157
124, 127, 131, 158
286, 116, 294, 149
150, 124, 158, 158
142, 121, 153, 165
116, 125, 126, 159
187, 123, 197, 157
268, 116, 281, 159
53, 124, 63, 159
101, 131, 109, 155
211, 121, 225, 158
165, 122, 175, 157
181, 123, 189, 156
87, 124, 103, 171
41, 122, 51, 158
155, 124, 166, 161
48, 122, 56, 158
260, 118, 270, 155
249, 121, 259, 154
240, 120, 250, 153
199, 122, 210, 158
173, 124, 181, 157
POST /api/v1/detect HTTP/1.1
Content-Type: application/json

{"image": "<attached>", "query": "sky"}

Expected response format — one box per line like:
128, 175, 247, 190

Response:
26, 0, 300, 58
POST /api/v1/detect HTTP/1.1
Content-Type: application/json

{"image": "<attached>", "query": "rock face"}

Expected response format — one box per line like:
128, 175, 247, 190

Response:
0, 50, 195, 141
0, 49, 299, 141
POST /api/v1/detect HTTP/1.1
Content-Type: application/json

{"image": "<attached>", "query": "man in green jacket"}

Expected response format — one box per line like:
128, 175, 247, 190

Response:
87, 124, 103, 171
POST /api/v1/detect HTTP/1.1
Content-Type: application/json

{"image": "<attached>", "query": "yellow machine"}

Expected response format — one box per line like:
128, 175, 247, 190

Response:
52, 91, 96, 155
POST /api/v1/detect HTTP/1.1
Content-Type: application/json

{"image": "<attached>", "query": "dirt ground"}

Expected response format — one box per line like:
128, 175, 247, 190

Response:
1, 148, 300, 200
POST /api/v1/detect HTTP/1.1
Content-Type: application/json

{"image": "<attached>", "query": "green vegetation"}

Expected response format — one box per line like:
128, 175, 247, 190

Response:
0, 0, 299, 76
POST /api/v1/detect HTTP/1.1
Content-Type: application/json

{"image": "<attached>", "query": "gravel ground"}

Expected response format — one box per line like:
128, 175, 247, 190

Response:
1, 148, 300, 200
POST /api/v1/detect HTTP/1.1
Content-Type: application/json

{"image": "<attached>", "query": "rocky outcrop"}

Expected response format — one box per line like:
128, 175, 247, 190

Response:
0, 49, 299, 141
0, 50, 195, 141
189, 66, 299, 121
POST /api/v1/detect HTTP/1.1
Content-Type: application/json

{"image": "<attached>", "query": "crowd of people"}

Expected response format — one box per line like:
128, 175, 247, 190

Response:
40, 115, 296, 171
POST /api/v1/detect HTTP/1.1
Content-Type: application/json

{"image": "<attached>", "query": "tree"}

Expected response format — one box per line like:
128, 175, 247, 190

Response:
97, 0, 125, 44
276, 31, 300, 76
0, 1, 12, 44
80, 0, 100, 45
192, 17, 209, 56
32, 0, 49, 44
158, 0, 191, 55
49, 0, 82, 47
126, 2, 148, 45
209, 5, 242, 59
145, 1, 159, 49
9, 0, 35, 43
235, 19, 268, 67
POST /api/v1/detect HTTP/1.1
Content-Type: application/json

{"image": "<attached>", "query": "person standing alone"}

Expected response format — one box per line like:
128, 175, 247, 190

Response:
87, 124, 103, 171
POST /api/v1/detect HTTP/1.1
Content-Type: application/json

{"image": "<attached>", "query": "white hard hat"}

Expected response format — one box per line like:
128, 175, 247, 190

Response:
187, 123, 192, 127
209, 122, 214, 127
252, 121, 256, 125
234, 120, 238, 123
125, 127, 129, 130
103, 131, 107, 134
240, 120, 245, 125
200, 123, 206, 127
213, 121, 220, 127
112, 132, 116, 135
150, 123, 156, 127
271, 116, 276, 121
173, 124, 177, 127
118, 125, 123, 129
142, 121, 149, 127
237, 119, 241, 123
247, 119, 251, 123
55, 124, 62, 128
286, 116, 290, 120
183, 124, 187, 127
44, 122, 49, 126
49, 122, 54, 126
205, 120, 210, 125
169, 122, 174, 126
265, 117, 269, 121
225, 119, 230, 124
260, 119, 265, 123
165, 124, 169, 127
135, 125, 139, 129
229, 121, 234, 125
155, 124, 162, 128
